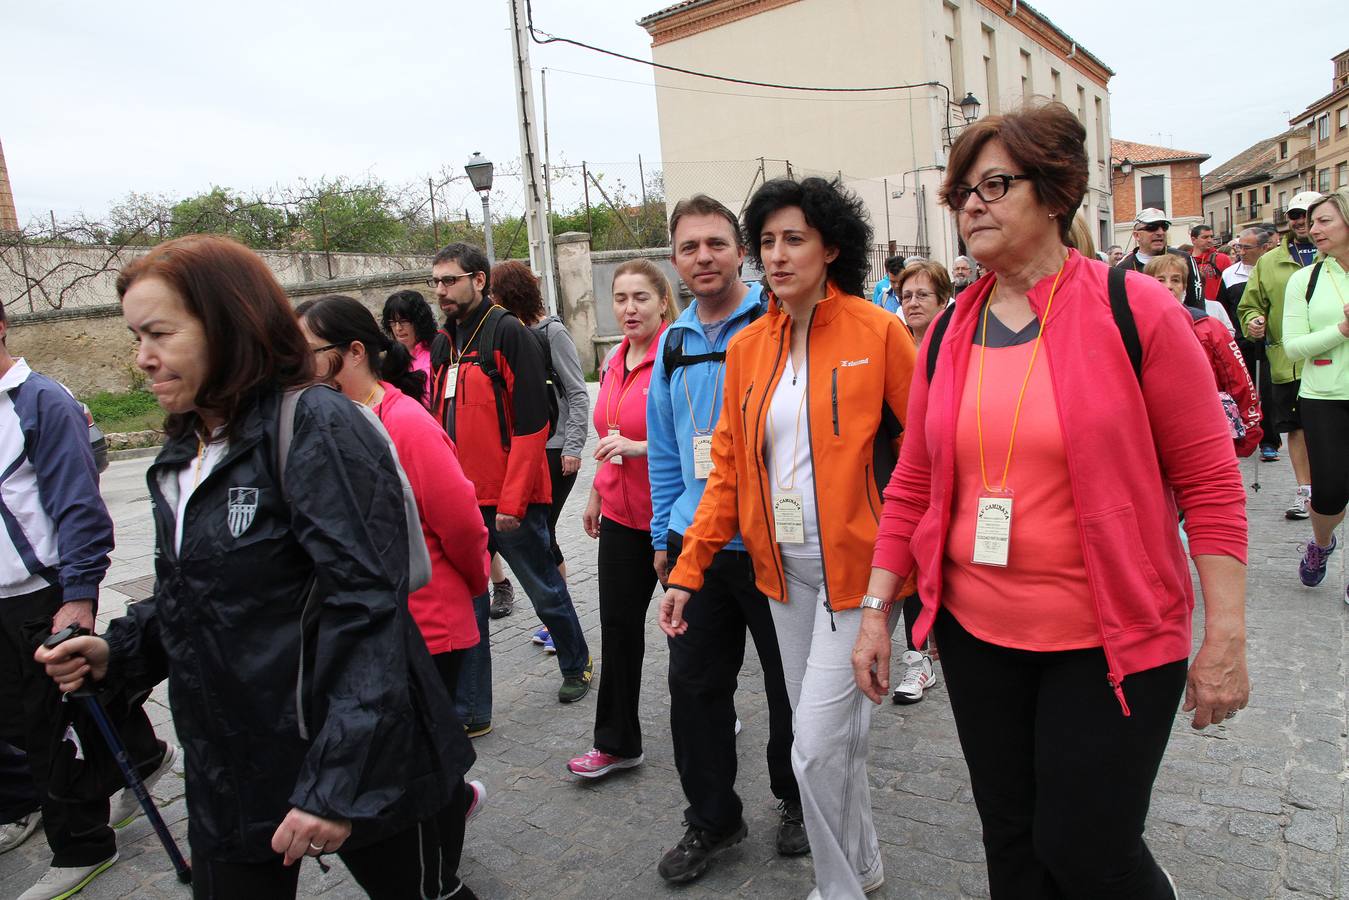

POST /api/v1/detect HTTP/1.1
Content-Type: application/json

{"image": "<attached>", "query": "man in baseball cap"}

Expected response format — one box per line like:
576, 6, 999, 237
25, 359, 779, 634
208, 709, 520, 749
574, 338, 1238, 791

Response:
1238, 189, 1322, 520
1116, 208, 1204, 309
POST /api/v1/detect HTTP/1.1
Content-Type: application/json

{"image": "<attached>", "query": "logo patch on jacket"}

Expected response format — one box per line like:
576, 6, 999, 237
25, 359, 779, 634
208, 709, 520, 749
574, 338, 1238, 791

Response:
227, 488, 259, 538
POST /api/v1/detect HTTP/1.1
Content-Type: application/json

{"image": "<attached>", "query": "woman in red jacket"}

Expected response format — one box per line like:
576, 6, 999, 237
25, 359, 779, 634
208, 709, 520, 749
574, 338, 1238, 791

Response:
565, 259, 673, 780
297, 295, 490, 699
850, 102, 1249, 899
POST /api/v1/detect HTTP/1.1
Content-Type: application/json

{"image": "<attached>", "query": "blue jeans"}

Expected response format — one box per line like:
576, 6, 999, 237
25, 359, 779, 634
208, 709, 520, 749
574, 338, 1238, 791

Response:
485, 504, 589, 677
453, 592, 492, 727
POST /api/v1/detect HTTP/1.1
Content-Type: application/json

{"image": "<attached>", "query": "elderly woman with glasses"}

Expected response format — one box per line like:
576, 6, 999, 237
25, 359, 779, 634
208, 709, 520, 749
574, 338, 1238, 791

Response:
851, 101, 1250, 899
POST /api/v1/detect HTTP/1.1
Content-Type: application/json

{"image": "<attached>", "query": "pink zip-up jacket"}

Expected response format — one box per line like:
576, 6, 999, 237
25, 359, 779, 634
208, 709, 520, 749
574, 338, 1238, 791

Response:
593, 325, 667, 531
375, 382, 489, 654
872, 251, 1247, 713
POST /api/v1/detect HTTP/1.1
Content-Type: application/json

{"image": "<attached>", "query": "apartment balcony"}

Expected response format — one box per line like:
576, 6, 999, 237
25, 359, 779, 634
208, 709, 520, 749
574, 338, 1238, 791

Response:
1274, 206, 1288, 227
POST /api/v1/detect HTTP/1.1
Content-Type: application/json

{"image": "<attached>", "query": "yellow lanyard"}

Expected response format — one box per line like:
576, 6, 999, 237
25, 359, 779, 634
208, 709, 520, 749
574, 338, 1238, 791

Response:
682, 361, 723, 435
605, 359, 643, 432
452, 306, 493, 365
974, 258, 1067, 494
191, 439, 207, 490
771, 357, 810, 492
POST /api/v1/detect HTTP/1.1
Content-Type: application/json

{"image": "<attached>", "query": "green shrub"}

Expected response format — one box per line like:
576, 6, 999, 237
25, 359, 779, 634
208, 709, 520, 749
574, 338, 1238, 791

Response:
81, 390, 162, 431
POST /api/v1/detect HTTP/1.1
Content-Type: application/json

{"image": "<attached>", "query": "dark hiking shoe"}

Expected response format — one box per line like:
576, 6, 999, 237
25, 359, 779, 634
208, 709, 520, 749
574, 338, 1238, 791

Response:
558, 656, 593, 703
658, 820, 748, 884
488, 579, 515, 618
775, 799, 810, 855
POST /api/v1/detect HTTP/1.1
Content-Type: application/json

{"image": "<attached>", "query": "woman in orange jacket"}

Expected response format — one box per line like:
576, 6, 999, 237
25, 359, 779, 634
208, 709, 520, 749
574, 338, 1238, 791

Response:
659, 177, 916, 899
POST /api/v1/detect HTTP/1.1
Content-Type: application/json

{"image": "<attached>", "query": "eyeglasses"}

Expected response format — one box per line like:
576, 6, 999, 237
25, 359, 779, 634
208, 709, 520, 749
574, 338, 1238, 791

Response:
1138, 222, 1169, 233
901, 289, 938, 302
950, 174, 1032, 210
1286, 210, 1308, 220
310, 342, 347, 354
427, 273, 476, 288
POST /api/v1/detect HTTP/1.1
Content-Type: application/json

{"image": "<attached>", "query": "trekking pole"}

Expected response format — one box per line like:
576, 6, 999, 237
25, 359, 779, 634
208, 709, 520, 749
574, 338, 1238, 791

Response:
43, 626, 192, 884
1251, 359, 1262, 493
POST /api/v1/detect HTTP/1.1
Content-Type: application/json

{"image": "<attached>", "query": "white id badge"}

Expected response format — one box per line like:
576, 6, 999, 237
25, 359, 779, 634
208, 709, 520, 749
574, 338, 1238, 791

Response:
692, 434, 714, 479
972, 493, 1013, 567
445, 364, 459, 399
772, 492, 805, 544
607, 427, 623, 465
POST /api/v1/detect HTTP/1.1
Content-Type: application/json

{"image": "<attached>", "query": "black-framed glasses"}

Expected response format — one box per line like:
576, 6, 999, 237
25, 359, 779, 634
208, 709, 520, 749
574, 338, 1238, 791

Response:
950, 174, 1032, 210
310, 342, 347, 354
427, 273, 476, 288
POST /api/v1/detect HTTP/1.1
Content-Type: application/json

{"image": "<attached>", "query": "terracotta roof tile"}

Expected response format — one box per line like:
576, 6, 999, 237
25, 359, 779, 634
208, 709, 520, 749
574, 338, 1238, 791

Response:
1111, 139, 1208, 166
1201, 130, 1298, 195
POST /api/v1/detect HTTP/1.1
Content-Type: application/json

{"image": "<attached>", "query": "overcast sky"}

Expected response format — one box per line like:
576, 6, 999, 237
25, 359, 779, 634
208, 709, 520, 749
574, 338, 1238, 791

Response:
4, 0, 1345, 225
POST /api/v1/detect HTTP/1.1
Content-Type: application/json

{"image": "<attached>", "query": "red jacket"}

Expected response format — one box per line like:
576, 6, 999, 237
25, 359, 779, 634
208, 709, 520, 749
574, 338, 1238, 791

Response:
375, 383, 489, 653
872, 252, 1248, 713
428, 301, 551, 517
1190, 311, 1263, 457
593, 325, 666, 531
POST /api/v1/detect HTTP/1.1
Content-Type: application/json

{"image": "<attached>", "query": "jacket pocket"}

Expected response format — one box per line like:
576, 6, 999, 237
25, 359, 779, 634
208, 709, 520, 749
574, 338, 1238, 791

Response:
1078, 504, 1167, 633
831, 368, 840, 436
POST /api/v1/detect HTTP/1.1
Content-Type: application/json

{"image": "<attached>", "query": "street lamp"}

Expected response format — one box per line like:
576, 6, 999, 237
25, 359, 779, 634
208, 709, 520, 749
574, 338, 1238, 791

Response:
959, 92, 982, 124
465, 151, 495, 263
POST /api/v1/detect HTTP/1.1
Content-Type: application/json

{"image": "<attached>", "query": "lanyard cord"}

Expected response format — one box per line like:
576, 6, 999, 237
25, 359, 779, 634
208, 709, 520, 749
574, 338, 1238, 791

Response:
682, 360, 724, 434
604, 359, 643, 431
191, 439, 207, 490
452, 305, 493, 365
975, 258, 1067, 494
771, 357, 809, 492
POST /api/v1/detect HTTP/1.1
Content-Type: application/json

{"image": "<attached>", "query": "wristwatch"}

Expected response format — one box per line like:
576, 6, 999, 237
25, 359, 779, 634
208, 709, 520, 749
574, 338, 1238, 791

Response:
859, 594, 893, 613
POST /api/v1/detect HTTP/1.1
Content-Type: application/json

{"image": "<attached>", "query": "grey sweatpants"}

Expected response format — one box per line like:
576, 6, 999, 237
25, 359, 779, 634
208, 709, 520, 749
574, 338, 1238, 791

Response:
772, 555, 896, 900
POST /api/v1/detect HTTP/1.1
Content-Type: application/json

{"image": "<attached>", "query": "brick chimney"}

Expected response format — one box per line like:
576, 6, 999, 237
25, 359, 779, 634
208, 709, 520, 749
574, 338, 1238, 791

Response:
0, 139, 18, 232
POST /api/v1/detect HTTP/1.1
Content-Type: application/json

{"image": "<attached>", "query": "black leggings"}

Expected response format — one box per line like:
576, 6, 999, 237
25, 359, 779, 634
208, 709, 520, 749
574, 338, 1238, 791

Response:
1300, 398, 1349, 516
545, 447, 579, 566
191, 782, 472, 899
933, 608, 1186, 900
899, 593, 925, 652
593, 518, 658, 758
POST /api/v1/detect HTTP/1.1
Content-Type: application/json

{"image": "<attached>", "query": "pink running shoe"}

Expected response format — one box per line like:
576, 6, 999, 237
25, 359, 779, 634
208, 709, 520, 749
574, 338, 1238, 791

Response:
465, 780, 486, 823
566, 748, 644, 779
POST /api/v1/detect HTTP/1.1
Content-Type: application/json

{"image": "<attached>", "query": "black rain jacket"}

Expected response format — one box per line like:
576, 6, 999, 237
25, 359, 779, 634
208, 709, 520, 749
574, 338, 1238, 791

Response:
102, 386, 473, 862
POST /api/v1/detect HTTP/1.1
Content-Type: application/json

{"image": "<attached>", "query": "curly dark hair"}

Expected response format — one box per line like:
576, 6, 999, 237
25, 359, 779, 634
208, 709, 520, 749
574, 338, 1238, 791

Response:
381, 290, 438, 348
491, 260, 546, 324
742, 177, 873, 298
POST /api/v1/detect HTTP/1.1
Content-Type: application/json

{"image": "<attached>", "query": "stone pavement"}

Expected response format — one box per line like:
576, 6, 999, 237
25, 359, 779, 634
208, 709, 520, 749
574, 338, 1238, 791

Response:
1, 421, 1345, 899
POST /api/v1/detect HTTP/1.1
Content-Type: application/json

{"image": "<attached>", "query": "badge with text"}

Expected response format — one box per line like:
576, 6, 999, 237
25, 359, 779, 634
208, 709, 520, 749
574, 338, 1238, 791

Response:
445, 364, 459, 399
772, 492, 805, 544
692, 434, 714, 479
972, 493, 1013, 567
607, 427, 624, 465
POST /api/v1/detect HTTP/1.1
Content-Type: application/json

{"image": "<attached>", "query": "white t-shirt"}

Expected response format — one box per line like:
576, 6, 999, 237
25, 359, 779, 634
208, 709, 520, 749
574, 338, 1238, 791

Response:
765, 354, 820, 556
1205, 300, 1236, 335
174, 436, 228, 554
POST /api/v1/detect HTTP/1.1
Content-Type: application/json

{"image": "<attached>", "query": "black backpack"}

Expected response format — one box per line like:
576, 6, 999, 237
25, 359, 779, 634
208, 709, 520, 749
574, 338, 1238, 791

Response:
662, 297, 769, 375
924, 266, 1143, 383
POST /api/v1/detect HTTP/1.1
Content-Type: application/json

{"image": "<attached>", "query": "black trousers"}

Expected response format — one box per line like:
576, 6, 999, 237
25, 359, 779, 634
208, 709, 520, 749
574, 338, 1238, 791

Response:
545, 447, 579, 566
0, 739, 39, 823
900, 593, 925, 652
934, 608, 1186, 900
593, 518, 658, 758
666, 533, 799, 835
191, 782, 472, 899
432, 650, 469, 705
1300, 398, 1349, 516
0, 586, 164, 866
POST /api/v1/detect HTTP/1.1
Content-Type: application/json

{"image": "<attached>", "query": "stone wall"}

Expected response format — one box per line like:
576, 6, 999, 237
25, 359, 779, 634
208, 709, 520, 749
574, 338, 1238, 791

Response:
8, 306, 138, 395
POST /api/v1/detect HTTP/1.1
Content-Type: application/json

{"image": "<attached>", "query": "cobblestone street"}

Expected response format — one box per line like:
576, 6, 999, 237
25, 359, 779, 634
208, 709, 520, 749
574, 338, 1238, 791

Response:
2, 416, 1345, 899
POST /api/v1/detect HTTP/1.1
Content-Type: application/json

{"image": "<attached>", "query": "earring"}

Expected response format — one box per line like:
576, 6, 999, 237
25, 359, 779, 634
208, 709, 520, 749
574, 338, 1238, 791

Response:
1048, 214, 1056, 220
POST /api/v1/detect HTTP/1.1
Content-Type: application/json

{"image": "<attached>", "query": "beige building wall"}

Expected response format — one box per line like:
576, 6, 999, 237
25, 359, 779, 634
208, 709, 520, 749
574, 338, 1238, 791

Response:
645, 0, 1113, 268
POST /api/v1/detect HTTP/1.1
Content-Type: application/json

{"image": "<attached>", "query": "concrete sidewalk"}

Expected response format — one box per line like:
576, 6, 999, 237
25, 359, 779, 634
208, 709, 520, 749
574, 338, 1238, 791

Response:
1, 436, 1344, 899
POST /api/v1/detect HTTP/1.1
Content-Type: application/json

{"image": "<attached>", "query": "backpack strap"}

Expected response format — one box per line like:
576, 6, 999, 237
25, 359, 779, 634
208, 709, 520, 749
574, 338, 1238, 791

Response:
475, 305, 513, 451
1108, 266, 1144, 384
663, 297, 769, 374
275, 385, 315, 494
275, 385, 319, 741
924, 305, 956, 382
1306, 261, 1324, 302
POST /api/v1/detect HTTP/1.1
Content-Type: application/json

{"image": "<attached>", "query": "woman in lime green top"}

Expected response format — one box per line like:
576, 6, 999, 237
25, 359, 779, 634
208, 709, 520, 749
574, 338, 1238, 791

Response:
1283, 187, 1349, 602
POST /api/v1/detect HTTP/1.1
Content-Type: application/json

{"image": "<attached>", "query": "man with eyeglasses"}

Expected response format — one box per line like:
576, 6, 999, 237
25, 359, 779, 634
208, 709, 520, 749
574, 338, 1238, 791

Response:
1221, 227, 1280, 460
1116, 208, 1204, 310
1239, 191, 1322, 518
425, 243, 593, 717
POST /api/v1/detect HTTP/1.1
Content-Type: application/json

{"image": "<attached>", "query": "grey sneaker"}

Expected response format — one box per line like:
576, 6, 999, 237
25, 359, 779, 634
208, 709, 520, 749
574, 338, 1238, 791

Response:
111, 743, 178, 828
1286, 486, 1311, 520
0, 812, 40, 854
558, 656, 594, 703
16, 853, 118, 900
488, 579, 515, 619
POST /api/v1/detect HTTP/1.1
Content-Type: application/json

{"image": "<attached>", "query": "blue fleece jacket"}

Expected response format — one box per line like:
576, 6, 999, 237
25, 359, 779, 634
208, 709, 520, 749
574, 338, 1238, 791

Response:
647, 286, 765, 552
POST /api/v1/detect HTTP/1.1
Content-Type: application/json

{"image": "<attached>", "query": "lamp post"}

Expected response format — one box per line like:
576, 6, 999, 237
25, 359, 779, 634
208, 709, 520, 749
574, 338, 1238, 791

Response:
959, 92, 982, 124
465, 151, 495, 263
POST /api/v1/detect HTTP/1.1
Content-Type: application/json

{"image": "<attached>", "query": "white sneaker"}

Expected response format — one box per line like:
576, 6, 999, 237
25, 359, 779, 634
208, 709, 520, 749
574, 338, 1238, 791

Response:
892, 650, 937, 705
0, 812, 41, 854
1286, 486, 1311, 520
110, 743, 178, 828
16, 853, 118, 900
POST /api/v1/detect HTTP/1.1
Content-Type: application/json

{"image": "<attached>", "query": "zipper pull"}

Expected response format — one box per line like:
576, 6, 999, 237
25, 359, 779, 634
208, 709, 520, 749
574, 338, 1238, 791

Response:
823, 598, 837, 632
1106, 674, 1132, 717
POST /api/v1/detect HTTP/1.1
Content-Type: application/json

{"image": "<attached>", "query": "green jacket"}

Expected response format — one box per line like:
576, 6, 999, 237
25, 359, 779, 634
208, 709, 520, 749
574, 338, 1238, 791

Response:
1238, 235, 1318, 383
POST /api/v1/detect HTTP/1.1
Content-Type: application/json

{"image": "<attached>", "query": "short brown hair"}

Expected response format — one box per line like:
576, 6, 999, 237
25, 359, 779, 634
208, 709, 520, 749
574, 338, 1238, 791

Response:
612, 258, 677, 322
491, 260, 546, 324
115, 234, 313, 441
669, 194, 742, 247
895, 260, 953, 306
941, 100, 1088, 242
1142, 253, 1189, 281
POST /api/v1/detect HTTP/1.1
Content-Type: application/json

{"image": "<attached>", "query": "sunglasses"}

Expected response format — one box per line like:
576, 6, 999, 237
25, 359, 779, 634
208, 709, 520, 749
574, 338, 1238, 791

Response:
1286, 210, 1307, 220
1137, 222, 1169, 233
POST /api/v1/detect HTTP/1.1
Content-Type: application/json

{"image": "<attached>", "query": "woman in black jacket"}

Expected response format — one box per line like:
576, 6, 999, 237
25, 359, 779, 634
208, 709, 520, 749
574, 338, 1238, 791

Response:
36, 235, 479, 899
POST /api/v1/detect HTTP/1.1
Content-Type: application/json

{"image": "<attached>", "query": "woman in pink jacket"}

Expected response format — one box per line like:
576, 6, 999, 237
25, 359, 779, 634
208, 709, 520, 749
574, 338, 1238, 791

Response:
297, 295, 490, 698
850, 102, 1250, 899
566, 259, 673, 780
